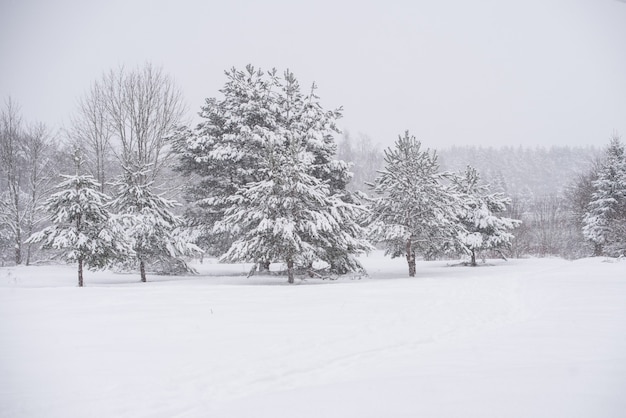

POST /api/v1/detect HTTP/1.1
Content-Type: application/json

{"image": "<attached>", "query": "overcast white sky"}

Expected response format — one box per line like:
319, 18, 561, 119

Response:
1, 0, 625, 149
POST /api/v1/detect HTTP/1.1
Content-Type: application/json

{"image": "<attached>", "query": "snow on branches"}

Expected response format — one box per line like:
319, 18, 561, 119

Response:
27, 175, 130, 286
452, 166, 521, 266
582, 136, 626, 256
367, 132, 462, 276
111, 166, 201, 282
368, 133, 520, 275
176, 65, 369, 281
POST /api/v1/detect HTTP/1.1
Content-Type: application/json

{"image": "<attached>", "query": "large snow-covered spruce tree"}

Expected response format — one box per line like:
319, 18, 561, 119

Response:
27, 175, 129, 286
111, 167, 201, 282
367, 132, 462, 277
176, 65, 369, 279
582, 136, 626, 256
174, 66, 280, 257
452, 166, 521, 266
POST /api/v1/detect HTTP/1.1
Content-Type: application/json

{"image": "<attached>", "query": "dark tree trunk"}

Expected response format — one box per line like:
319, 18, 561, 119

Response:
406, 239, 416, 277
593, 243, 603, 257
140, 259, 147, 282
329, 261, 348, 275
78, 257, 84, 287
470, 249, 477, 267
287, 259, 294, 284
25, 244, 32, 266
25, 213, 35, 265
15, 244, 21, 265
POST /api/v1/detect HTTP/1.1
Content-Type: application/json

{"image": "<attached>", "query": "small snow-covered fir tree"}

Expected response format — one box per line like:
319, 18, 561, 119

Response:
452, 166, 521, 266
175, 66, 354, 268
111, 166, 201, 282
27, 175, 129, 286
582, 136, 626, 256
367, 132, 462, 277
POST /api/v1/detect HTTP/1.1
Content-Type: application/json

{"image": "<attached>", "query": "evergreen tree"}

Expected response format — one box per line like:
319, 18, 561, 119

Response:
216, 139, 371, 283
111, 166, 201, 282
26, 175, 128, 286
174, 66, 281, 257
175, 65, 364, 274
367, 132, 462, 277
452, 166, 521, 266
565, 159, 601, 258
582, 136, 626, 256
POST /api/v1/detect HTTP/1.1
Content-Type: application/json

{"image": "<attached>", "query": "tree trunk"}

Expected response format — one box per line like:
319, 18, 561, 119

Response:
13, 188, 22, 265
14, 241, 21, 265
593, 243, 603, 257
470, 249, 477, 267
78, 257, 84, 287
259, 261, 270, 272
25, 213, 35, 265
406, 239, 416, 277
25, 243, 32, 266
287, 259, 294, 284
140, 259, 147, 282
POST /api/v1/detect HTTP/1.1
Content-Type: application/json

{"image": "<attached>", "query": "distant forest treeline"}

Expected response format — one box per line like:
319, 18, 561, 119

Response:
438, 145, 600, 198
338, 133, 599, 197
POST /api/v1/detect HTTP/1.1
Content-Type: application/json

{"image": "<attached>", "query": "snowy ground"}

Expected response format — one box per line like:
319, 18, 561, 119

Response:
1, 253, 625, 418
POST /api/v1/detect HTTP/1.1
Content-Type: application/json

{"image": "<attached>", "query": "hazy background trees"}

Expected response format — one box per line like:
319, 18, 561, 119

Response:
68, 81, 114, 192
0, 98, 24, 265
0, 99, 57, 265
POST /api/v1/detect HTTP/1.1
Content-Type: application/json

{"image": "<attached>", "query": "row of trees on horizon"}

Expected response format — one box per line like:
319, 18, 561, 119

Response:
1, 63, 624, 284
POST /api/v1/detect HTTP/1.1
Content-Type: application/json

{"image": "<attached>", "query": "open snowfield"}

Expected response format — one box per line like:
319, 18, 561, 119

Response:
1, 253, 625, 418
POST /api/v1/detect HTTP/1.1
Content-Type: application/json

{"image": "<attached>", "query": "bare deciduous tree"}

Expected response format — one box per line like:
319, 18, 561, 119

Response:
102, 63, 186, 183
0, 98, 25, 264
1, 98, 57, 265
22, 122, 55, 264
69, 81, 113, 191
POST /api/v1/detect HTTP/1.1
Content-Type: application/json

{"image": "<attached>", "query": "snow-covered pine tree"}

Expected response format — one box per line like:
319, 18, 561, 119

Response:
367, 132, 462, 277
111, 166, 201, 282
582, 136, 626, 256
26, 175, 129, 286
276, 71, 365, 273
174, 66, 279, 258
452, 166, 521, 266
216, 135, 371, 283
175, 65, 364, 273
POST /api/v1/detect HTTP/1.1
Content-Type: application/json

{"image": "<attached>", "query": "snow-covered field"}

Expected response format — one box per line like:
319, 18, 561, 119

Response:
1, 253, 625, 418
